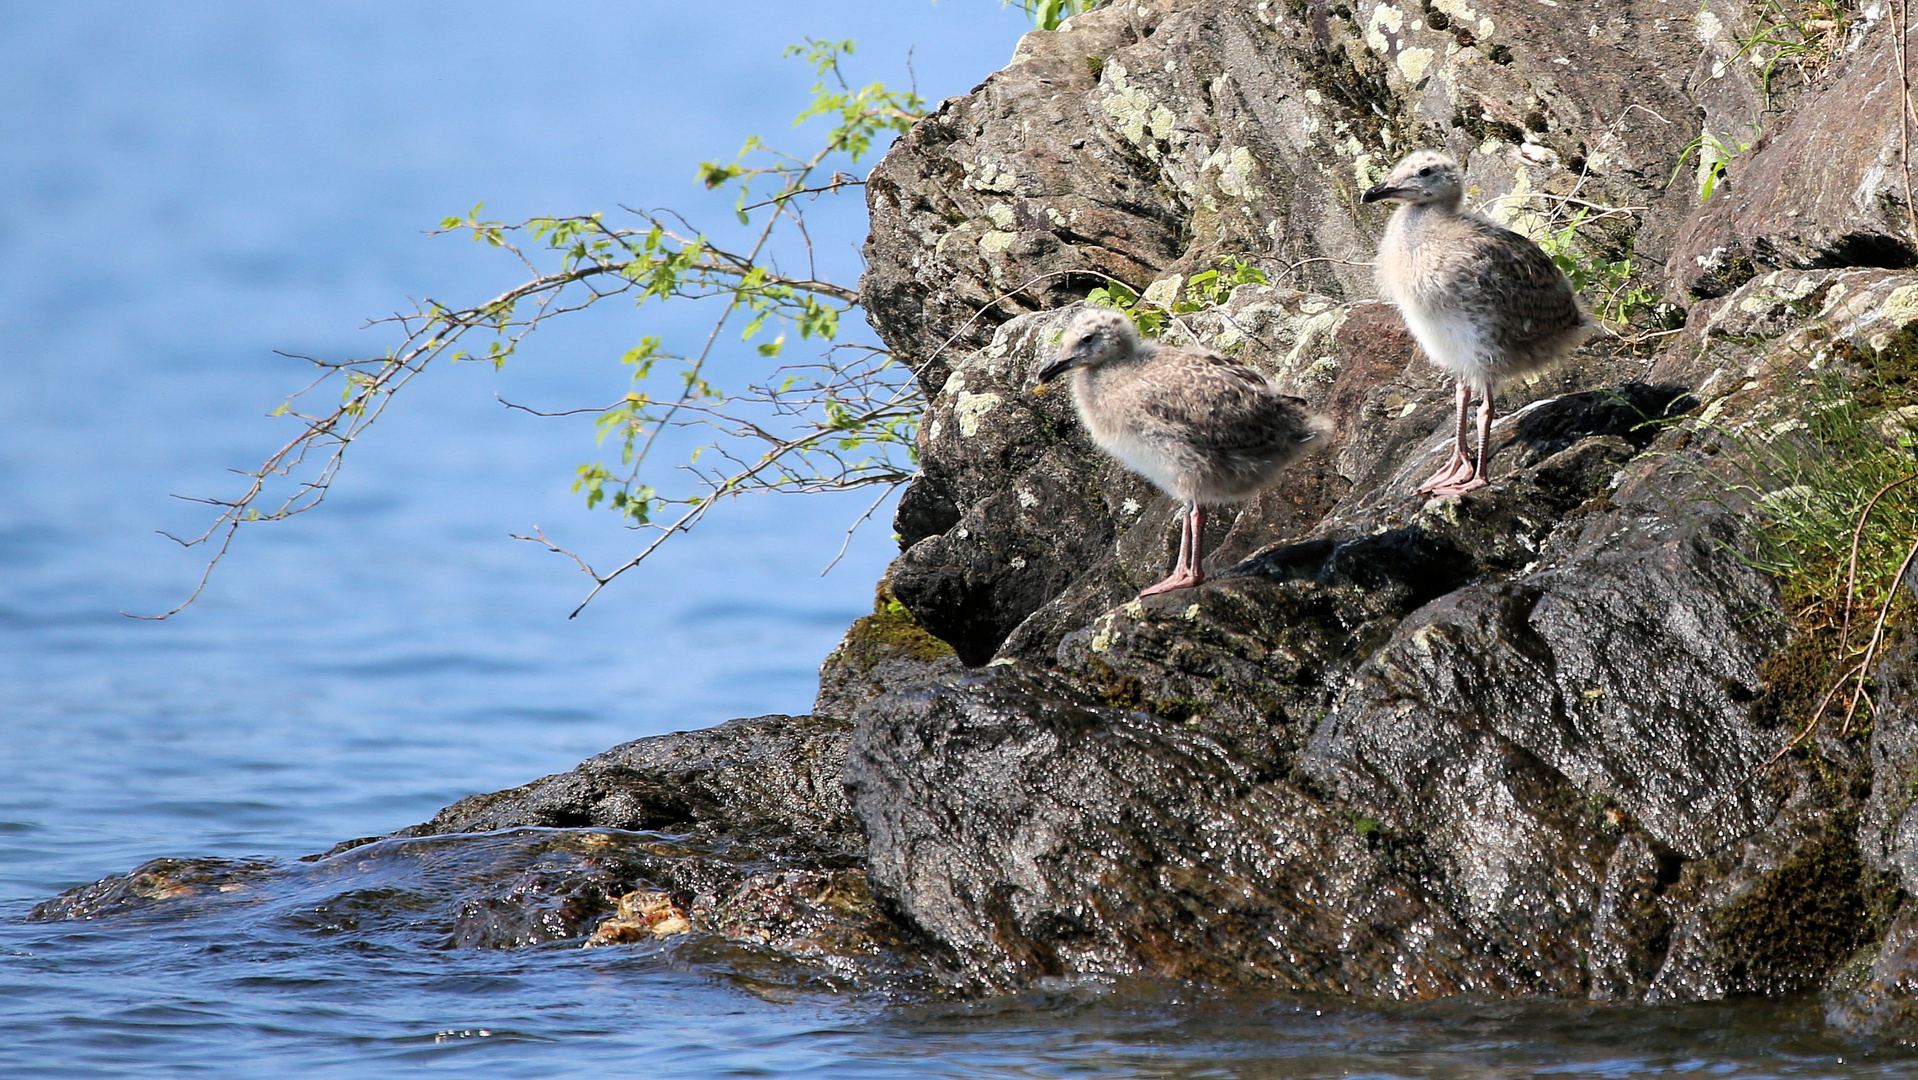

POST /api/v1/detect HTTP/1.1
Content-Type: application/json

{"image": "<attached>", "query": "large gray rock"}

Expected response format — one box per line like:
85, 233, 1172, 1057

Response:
1665, 14, 1918, 300
846, 423, 1890, 999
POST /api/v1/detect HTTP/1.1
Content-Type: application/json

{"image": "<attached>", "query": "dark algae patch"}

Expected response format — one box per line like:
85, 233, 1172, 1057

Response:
1710, 810, 1897, 995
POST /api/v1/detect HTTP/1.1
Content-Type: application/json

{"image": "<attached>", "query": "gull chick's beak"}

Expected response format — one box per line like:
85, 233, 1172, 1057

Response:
1360, 183, 1403, 204
1034, 353, 1080, 387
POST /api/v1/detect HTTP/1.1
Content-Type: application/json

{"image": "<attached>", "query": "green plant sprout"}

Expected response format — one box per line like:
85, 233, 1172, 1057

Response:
1725, 0, 1852, 104
1085, 256, 1270, 336
1004, 0, 1100, 31
1533, 206, 1658, 328
1669, 126, 1758, 203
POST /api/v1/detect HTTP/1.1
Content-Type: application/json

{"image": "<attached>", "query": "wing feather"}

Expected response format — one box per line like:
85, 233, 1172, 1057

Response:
1135, 349, 1320, 461
1423, 218, 1586, 352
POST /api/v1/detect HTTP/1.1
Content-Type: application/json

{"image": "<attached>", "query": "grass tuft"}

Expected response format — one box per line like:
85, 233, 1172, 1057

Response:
1728, 322, 1918, 742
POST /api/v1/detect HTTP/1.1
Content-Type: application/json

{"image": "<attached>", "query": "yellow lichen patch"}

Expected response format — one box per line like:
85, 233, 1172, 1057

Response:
1881, 285, 1918, 330
1737, 272, 1823, 314
1397, 46, 1435, 82
1367, 3, 1405, 53
986, 203, 1017, 229
1410, 624, 1447, 655
967, 162, 1020, 194
1089, 617, 1118, 654
1099, 60, 1176, 147
1694, 9, 1723, 45
1212, 145, 1260, 197
955, 390, 1002, 437
1147, 105, 1176, 141
979, 230, 1016, 255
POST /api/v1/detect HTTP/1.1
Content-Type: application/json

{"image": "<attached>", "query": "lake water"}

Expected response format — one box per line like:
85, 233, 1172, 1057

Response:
2, 3, 1915, 1076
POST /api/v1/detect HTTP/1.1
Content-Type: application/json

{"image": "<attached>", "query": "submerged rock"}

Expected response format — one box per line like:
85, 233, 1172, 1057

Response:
33, 718, 918, 993
33, 825, 920, 994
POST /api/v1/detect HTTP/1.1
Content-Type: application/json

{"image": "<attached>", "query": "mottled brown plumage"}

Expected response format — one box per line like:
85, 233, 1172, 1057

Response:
1365, 150, 1593, 495
1035, 307, 1330, 597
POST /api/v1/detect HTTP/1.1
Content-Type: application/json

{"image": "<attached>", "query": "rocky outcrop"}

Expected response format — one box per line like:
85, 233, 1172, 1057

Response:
843, 235, 1918, 1005
845, 0, 1918, 1018
845, 398, 1830, 999
36, 0, 1918, 1034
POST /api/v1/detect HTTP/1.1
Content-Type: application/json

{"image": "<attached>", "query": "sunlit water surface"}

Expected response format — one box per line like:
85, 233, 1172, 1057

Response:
2, 3, 1915, 1076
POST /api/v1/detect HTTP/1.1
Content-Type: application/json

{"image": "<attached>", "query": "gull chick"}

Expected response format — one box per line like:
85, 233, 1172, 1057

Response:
1035, 307, 1331, 598
1363, 150, 1593, 495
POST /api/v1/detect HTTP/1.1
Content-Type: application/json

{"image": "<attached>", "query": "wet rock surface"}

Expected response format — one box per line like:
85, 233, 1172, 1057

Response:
39, 0, 1918, 1032
386, 712, 862, 861
845, 662, 1523, 996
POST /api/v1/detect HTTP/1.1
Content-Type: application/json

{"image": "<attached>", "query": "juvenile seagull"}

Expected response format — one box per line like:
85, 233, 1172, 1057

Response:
1363, 150, 1593, 496
1035, 307, 1331, 598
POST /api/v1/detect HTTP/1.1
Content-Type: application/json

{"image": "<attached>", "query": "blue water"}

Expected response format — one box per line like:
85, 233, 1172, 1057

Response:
1, 3, 1914, 1076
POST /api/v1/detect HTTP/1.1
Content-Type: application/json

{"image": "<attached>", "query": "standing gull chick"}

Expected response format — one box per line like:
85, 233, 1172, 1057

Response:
1363, 150, 1593, 496
1035, 307, 1331, 598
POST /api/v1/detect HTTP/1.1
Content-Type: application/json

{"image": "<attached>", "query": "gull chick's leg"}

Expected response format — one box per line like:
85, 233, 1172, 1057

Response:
1416, 379, 1474, 493
1434, 387, 1494, 496
1139, 501, 1207, 598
